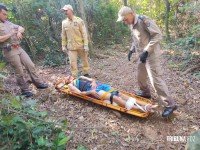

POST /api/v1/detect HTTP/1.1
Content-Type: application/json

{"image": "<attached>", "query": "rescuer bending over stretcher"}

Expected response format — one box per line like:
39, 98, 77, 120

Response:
64, 76, 158, 112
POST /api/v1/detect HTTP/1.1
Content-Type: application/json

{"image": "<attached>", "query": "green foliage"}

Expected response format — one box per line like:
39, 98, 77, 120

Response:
128, 0, 165, 27
77, 145, 86, 150
0, 0, 199, 66
191, 24, 200, 46
173, 28, 200, 51
0, 0, 68, 61
0, 62, 6, 71
90, 2, 129, 45
15, 0, 62, 54
191, 24, 200, 34
0, 62, 6, 79
43, 50, 66, 67
193, 72, 200, 78
175, 36, 196, 49
0, 96, 68, 150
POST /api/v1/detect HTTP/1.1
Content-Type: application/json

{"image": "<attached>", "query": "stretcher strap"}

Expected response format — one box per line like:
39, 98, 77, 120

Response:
100, 89, 115, 101
135, 103, 147, 112
73, 79, 80, 89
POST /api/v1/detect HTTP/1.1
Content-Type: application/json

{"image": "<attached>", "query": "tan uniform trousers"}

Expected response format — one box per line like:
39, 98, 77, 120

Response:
68, 49, 89, 77
137, 58, 175, 107
5, 47, 43, 92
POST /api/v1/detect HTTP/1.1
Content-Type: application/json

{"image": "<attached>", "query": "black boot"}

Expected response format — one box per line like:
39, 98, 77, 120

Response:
22, 91, 33, 98
162, 105, 178, 117
136, 91, 151, 99
36, 83, 48, 89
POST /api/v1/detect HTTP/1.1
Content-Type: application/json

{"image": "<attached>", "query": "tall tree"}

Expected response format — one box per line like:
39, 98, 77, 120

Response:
123, 0, 128, 6
15, 0, 37, 59
77, 0, 93, 54
165, 0, 171, 42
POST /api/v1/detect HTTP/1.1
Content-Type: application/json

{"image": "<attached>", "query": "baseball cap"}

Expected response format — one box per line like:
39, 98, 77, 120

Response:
117, 6, 133, 22
61, 4, 73, 11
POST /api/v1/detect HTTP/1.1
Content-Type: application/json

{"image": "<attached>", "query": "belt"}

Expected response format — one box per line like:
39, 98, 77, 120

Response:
3, 44, 20, 49
12, 45, 20, 49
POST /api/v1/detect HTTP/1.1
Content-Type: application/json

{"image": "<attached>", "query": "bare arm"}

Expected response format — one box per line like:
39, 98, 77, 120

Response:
68, 83, 100, 98
79, 76, 93, 81
0, 29, 17, 42
79, 76, 97, 89
11, 22, 25, 34
15, 26, 24, 40
18, 26, 25, 34
68, 83, 92, 96
0, 24, 24, 43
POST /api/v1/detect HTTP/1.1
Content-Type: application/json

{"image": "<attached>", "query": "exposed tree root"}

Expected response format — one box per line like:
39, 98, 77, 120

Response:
181, 64, 200, 75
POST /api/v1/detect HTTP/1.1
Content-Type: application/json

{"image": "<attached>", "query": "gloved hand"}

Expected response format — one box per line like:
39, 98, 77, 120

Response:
128, 50, 133, 61
62, 46, 68, 54
140, 51, 149, 63
84, 45, 89, 52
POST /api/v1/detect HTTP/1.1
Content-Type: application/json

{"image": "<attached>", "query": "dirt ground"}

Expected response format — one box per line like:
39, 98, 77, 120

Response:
3, 45, 200, 150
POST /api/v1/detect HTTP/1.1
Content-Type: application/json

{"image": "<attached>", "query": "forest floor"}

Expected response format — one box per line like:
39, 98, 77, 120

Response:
3, 44, 200, 150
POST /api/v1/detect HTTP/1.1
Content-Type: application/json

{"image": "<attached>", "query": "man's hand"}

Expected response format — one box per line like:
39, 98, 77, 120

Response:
84, 45, 89, 52
140, 51, 149, 63
128, 50, 133, 61
62, 46, 68, 54
11, 28, 18, 36
90, 80, 97, 90
0, 29, 17, 43
89, 90, 100, 99
17, 32, 23, 40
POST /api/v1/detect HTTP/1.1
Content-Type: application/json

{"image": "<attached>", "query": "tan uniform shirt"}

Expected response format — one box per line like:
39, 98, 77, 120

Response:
61, 16, 88, 50
130, 14, 163, 60
0, 20, 21, 57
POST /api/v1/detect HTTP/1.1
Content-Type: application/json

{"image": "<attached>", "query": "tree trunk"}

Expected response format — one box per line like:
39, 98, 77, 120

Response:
174, 9, 178, 39
165, 0, 171, 42
123, 0, 128, 6
77, 0, 94, 55
15, 0, 37, 59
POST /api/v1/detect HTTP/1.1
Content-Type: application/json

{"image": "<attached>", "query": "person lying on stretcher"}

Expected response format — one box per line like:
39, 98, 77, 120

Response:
65, 76, 158, 112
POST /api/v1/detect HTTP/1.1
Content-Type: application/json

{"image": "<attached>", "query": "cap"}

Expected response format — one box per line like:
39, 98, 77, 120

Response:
61, 4, 73, 11
116, 6, 133, 22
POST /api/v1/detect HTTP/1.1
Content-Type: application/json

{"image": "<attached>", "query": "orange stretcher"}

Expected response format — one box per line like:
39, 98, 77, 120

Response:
54, 79, 153, 118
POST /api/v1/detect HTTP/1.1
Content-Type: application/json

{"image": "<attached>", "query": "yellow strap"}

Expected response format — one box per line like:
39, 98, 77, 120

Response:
68, 38, 83, 43
84, 40, 88, 45
75, 38, 83, 42
73, 79, 77, 86
100, 89, 116, 101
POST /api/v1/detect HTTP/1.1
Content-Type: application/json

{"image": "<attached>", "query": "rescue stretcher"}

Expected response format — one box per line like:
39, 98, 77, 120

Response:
54, 79, 153, 118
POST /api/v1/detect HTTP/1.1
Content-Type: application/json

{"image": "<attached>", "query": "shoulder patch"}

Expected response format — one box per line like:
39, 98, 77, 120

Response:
138, 15, 145, 21
73, 21, 78, 26
139, 15, 151, 27
144, 19, 151, 27
74, 17, 84, 26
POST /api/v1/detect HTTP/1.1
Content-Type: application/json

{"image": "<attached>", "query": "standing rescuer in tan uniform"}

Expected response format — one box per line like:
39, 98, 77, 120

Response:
117, 6, 177, 117
61, 4, 90, 77
0, 5, 48, 97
